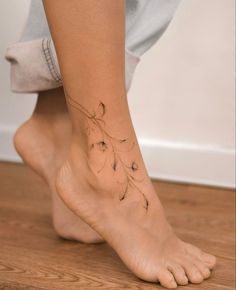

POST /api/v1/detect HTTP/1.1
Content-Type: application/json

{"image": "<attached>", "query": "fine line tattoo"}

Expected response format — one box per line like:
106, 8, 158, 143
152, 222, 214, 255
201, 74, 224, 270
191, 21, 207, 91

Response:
65, 91, 149, 210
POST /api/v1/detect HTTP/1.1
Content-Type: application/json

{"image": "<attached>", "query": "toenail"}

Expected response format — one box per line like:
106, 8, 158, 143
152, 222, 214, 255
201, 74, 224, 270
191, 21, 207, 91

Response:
195, 273, 203, 280
204, 269, 210, 277
170, 280, 177, 288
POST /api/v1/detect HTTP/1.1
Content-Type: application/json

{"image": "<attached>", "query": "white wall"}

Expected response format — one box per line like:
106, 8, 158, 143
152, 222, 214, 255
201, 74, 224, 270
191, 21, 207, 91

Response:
0, 0, 36, 160
0, 0, 235, 188
0, 0, 36, 125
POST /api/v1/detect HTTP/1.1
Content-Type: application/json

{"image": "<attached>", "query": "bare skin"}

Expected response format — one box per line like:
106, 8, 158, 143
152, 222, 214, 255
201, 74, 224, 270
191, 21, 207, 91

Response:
14, 88, 103, 243
43, 0, 216, 288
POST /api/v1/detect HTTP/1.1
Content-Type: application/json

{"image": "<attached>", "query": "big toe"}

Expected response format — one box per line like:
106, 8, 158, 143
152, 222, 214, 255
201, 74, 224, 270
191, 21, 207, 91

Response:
157, 269, 177, 289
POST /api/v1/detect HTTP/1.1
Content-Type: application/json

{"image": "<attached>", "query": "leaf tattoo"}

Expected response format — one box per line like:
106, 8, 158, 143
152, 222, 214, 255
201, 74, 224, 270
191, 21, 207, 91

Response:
96, 102, 106, 118
65, 90, 149, 211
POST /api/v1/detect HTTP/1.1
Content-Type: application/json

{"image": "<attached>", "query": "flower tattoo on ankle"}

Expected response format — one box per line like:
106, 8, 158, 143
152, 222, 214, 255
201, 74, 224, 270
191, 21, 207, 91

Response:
66, 91, 149, 210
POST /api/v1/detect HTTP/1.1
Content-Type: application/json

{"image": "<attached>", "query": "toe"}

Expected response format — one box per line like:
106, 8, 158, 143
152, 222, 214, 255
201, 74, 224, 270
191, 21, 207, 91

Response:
168, 263, 188, 286
201, 252, 217, 270
157, 269, 177, 289
182, 262, 204, 284
193, 259, 211, 279
185, 243, 216, 270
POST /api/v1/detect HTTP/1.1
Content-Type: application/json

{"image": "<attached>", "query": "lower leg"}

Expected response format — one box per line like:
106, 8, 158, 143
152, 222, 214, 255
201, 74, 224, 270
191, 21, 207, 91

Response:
43, 0, 216, 287
14, 88, 102, 243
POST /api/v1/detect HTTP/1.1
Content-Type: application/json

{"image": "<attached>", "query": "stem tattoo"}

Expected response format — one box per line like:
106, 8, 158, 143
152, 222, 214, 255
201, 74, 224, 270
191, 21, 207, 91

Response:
66, 92, 149, 210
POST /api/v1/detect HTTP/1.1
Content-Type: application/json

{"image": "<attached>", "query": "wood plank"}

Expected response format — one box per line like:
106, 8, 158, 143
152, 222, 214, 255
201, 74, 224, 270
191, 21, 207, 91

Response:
0, 162, 235, 289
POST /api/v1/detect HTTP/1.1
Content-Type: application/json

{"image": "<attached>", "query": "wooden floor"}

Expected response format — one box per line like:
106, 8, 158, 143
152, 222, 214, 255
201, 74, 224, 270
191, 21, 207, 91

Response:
0, 162, 235, 290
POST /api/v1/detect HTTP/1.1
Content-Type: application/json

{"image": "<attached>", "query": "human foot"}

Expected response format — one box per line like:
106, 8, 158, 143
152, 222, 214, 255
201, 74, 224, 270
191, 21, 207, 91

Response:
56, 98, 216, 288
14, 89, 103, 243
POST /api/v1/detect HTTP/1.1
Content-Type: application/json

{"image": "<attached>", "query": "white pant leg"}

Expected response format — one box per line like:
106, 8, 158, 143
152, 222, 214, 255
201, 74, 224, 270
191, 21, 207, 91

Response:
5, 0, 181, 93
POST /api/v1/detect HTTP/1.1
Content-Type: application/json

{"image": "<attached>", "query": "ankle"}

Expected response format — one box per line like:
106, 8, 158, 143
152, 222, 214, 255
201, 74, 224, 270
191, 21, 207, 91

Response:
61, 137, 153, 213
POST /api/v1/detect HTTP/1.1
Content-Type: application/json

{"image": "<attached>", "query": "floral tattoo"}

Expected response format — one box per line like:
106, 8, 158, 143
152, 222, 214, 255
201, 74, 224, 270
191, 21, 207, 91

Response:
66, 92, 149, 210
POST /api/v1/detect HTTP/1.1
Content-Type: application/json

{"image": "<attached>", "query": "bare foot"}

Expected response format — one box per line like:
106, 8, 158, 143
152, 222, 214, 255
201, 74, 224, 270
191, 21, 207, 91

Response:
14, 89, 103, 243
56, 99, 216, 288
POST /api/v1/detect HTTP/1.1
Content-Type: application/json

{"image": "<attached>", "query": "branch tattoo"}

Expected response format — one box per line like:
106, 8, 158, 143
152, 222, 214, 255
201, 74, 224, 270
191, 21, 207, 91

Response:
66, 92, 149, 210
